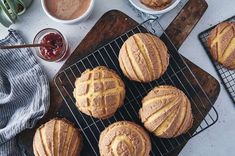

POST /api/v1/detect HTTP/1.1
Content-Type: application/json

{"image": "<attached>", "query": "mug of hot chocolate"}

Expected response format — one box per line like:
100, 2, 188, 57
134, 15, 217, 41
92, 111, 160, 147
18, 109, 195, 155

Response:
41, 0, 94, 24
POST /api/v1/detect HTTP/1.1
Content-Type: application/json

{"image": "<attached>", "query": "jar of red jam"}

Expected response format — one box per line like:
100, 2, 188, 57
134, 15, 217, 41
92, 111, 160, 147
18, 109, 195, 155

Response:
33, 28, 68, 62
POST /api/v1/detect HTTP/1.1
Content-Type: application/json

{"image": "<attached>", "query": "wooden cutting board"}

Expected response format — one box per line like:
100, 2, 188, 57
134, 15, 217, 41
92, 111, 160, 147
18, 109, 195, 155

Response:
19, 0, 220, 155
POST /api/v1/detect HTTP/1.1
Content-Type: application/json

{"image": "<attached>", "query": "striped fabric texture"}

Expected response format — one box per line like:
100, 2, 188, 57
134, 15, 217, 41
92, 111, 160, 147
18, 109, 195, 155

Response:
0, 29, 50, 155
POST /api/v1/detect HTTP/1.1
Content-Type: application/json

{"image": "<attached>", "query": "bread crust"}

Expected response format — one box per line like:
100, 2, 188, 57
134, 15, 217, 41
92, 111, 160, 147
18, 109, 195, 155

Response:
73, 66, 126, 119
119, 33, 169, 83
139, 85, 193, 138
141, 0, 172, 10
99, 121, 151, 156
208, 22, 235, 69
33, 118, 83, 156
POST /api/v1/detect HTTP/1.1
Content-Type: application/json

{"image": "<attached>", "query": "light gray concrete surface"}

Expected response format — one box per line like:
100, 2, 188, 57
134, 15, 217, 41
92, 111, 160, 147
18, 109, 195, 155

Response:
0, 0, 234, 155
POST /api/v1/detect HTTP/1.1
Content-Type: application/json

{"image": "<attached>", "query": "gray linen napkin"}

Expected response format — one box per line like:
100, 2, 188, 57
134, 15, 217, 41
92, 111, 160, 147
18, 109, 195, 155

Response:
0, 29, 50, 155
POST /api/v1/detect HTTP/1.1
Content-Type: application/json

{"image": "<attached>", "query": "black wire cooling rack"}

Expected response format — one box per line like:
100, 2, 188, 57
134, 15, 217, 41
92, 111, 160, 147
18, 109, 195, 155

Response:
199, 16, 235, 103
54, 19, 218, 156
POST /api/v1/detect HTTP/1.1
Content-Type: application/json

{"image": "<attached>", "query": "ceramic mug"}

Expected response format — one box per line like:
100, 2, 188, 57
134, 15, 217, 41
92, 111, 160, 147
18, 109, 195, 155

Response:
0, 0, 33, 27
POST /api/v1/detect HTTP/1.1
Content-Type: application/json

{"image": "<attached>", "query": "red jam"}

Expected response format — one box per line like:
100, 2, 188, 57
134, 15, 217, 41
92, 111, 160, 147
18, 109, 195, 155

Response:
40, 33, 64, 60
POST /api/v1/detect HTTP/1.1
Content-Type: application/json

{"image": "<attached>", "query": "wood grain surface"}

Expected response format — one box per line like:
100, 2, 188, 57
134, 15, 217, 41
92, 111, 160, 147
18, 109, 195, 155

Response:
19, 0, 220, 155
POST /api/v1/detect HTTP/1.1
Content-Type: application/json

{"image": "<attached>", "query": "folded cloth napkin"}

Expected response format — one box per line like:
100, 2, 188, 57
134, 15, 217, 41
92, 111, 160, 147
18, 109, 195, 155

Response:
0, 29, 50, 155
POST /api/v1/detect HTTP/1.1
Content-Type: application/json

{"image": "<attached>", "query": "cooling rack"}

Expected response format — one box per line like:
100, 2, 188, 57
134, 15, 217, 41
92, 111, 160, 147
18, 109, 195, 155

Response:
199, 16, 235, 104
55, 18, 218, 156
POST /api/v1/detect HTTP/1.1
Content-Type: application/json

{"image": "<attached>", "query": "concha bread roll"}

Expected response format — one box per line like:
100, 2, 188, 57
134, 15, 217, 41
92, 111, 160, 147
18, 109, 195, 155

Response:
141, 0, 172, 10
119, 33, 169, 83
139, 85, 193, 138
33, 118, 83, 156
208, 22, 235, 69
99, 121, 151, 156
73, 66, 125, 119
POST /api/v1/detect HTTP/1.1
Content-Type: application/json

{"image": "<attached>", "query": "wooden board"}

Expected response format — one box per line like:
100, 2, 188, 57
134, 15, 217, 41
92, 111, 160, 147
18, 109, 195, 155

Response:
19, 0, 220, 155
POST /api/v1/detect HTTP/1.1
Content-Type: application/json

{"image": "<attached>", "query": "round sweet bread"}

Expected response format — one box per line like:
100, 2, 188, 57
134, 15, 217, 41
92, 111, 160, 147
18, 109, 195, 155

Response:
33, 118, 83, 156
139, 85, 193, 138
141, 0, 172, 10
119, 33, 169, 83
208, 22, 235, 69
99, 121, 151, 156
73, 66, 125, 119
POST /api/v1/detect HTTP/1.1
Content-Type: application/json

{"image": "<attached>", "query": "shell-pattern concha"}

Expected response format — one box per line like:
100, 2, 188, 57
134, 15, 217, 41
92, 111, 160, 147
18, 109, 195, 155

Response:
99, 121, 151, 156
141, 0, 172, 10
139, 85, 193, 138
33, 118, 83, 156
208, 22, 235, 69
73, 66, 126, 119
119, 33, 169, 83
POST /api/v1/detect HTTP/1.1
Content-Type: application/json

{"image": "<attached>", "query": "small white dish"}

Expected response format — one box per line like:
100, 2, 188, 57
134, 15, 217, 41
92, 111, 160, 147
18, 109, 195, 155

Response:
129, 0, 181, 15
41, 0, 94, 24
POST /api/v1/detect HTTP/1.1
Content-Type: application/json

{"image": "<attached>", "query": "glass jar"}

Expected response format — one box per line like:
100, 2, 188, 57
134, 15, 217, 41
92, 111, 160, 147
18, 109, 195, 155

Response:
33, 28, 68, 62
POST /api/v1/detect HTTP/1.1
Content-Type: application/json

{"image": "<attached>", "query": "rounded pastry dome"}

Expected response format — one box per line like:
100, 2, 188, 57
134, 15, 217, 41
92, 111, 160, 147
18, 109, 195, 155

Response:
73, 66, 125, 119
99, 121, 151, 156
141, 0, 172, 10
208, 22, 235, 69
33, 118, 83, 156
139, 85, 193, 138
119, 33, 169, 83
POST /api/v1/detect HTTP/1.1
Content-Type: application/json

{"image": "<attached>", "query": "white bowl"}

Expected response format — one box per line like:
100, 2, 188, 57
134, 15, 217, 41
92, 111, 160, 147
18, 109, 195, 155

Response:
41, 0, 94, 24
129, 0, 181, 15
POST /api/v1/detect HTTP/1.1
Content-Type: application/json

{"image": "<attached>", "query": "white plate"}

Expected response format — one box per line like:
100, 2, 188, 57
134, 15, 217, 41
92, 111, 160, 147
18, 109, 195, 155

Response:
129, 0, 181, 15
